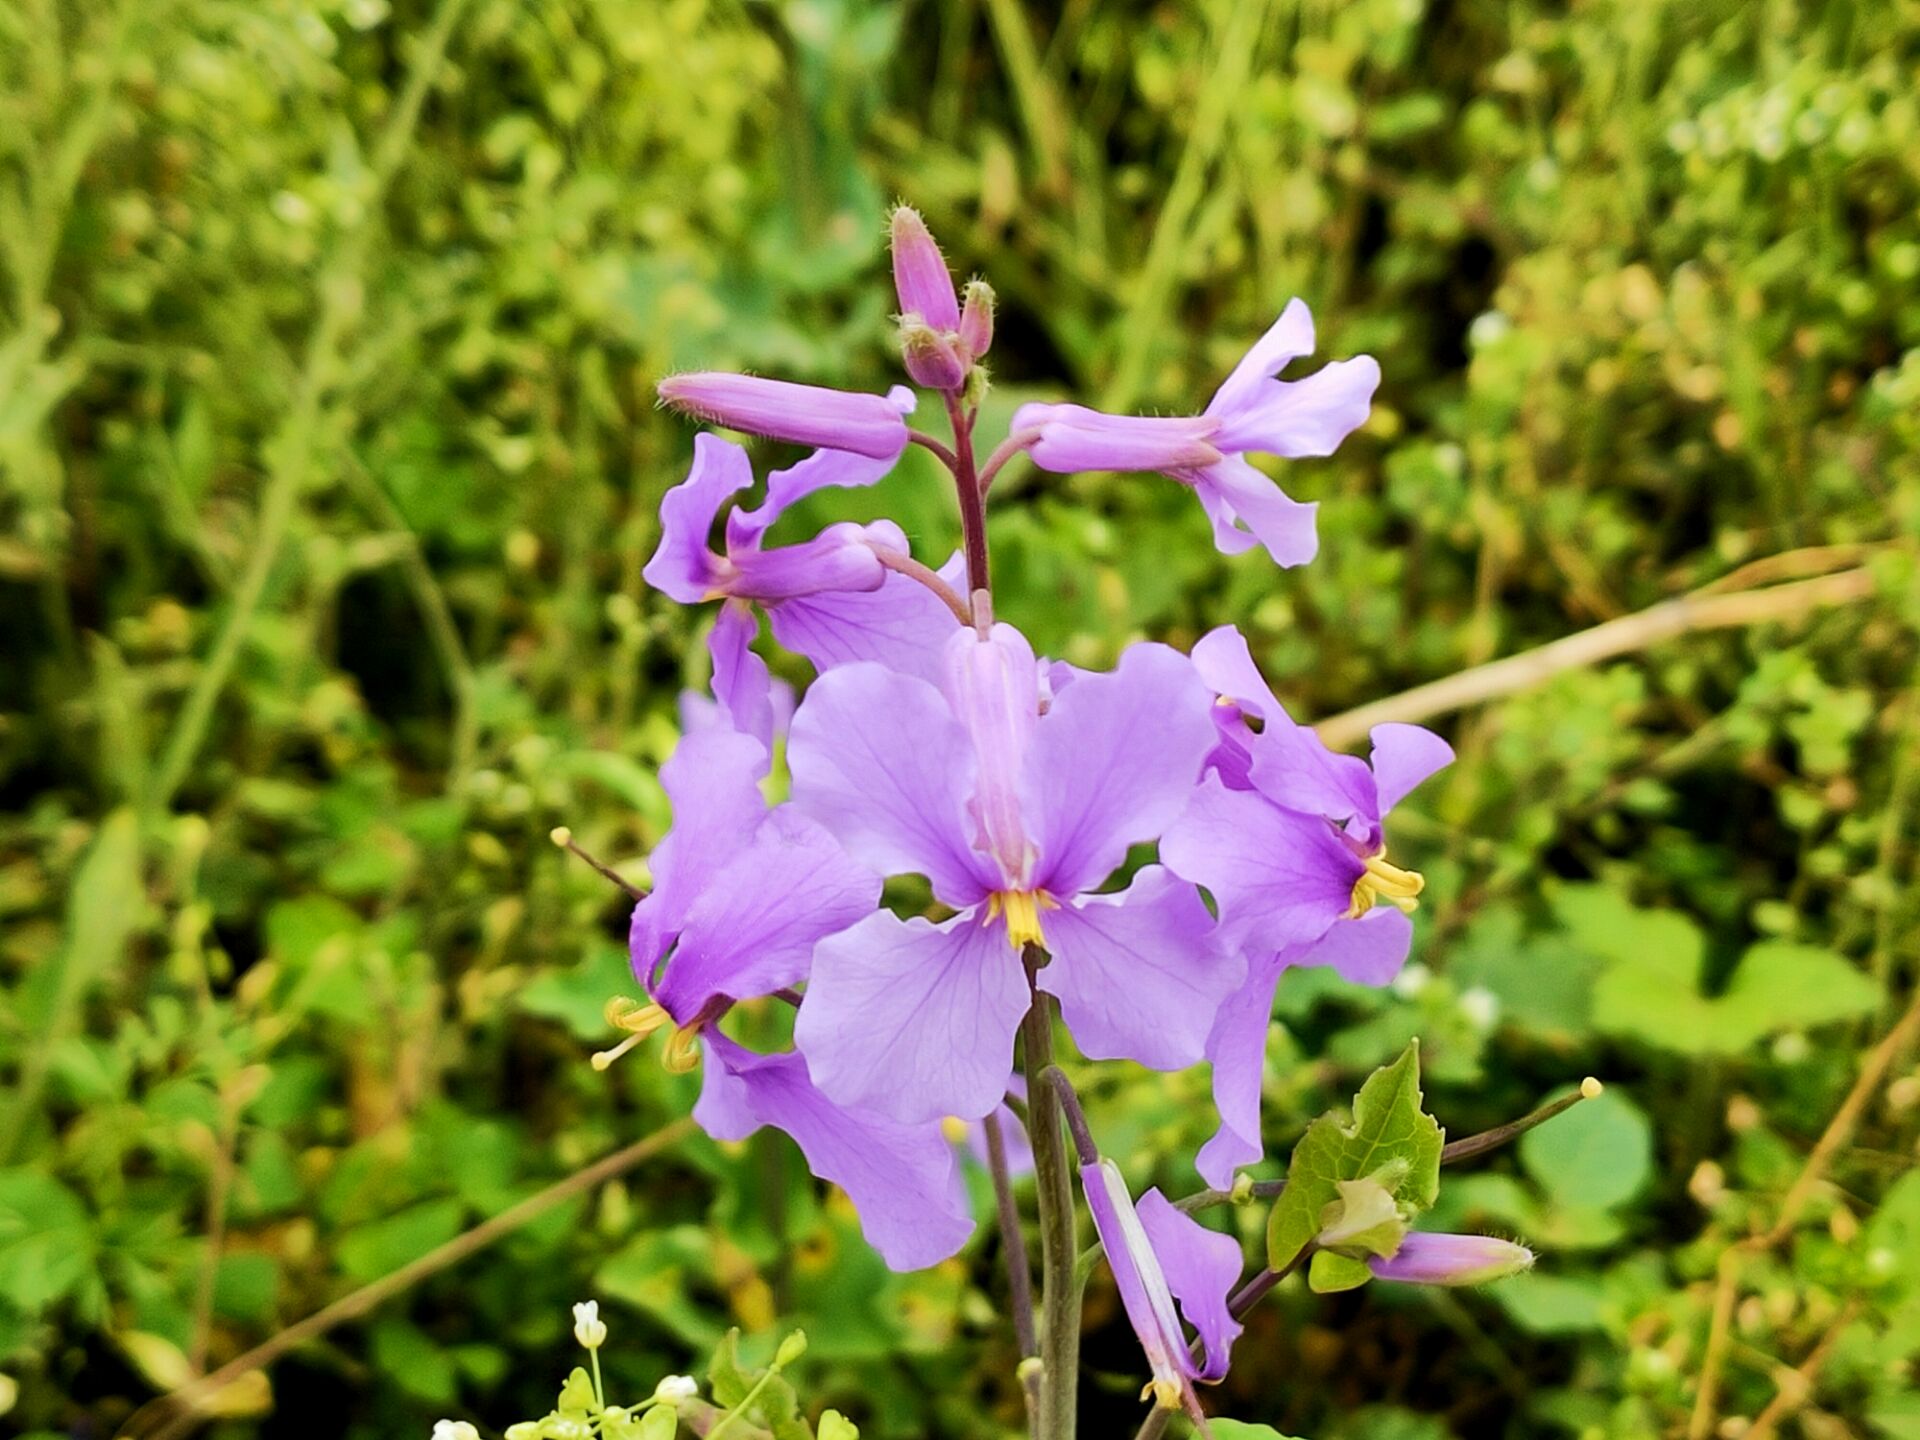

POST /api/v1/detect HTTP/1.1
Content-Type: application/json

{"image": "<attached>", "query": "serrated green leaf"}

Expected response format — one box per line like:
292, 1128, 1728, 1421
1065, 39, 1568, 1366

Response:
1308, 1250, 1376, 1293
1266, 1041, 1444, 1269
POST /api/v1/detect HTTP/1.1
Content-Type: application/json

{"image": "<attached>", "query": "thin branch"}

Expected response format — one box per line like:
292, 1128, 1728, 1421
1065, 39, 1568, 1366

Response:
906, 428, 959, 472
870, 544, 972, 626
1038, 1067, 1097, 1165
1314, 569, 1876, 749
983, 1113, 1042, 1440
130, 1117, 696, 1440
978, 427, 1043, 495
1742, 1299, 1862, 1440
1441, 1079, 1603, 1165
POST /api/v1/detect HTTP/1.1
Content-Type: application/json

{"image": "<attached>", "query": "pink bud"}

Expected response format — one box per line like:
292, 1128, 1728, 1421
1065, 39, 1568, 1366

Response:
889, 207, 959, 331
657, 373, 912, 460
900, 321, 969, 391
958, 279, 995, 360
1368, 1233, 1534, 1287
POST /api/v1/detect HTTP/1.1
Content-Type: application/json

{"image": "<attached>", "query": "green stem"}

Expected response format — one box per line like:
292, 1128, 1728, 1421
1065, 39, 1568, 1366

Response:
1020, 951, 1078, 1439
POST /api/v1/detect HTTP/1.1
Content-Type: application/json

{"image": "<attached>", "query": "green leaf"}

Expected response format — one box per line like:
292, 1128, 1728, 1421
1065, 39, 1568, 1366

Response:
557, 1366, 597, 1416
1266, 1041, 1444, 1270
1208, 1422, 1306, 1440
635, 1406, 677, 1440
1519, 1089, 1654, 1213
335, 1198, 465, 1284
1489, 1272, 1609, 1335
816, 1411, 859, 1440
1308, 1250, 1376, 1294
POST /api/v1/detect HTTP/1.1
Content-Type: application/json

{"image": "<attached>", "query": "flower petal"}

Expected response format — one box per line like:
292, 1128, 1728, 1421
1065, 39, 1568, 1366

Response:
655, 805, 880, 1019
1195, 950, 1289, 1190
724, 522, 886, 600
787, 662, 994, 906
1025, 641, 1216, 896
1193, 454, 1319, 568
1160, 777, 1358, 955
1023, 406, 1223, 474
659, 374, 913, 460
1368, 722, 1454, 816
1038, 867, 1242, 1071
767, 535, 965, 687
1082, 1160, 1205, 1413
729, 428, 911, 544
642, 433, 753, 603
1136, 1187, 1245, 1381
796, 908, 1029, 1124
1297, 907, 1413, 988
945, 624, 1042, 889
1211, 355, 1380, 459
1205, 298, 1316, 420
1190, 625, 1286, 724
696, 1034, 974, 1271
706, 602, 776, 757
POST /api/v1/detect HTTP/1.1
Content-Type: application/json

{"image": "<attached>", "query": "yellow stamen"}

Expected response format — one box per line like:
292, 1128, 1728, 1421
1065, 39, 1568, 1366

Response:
1346, 850, 1425, 920
662, 1024, 704, 1075
987, 889, 1057, 949
940, 1116, 970, 1145
591, 996, 674, 1070
1141, 1378, 1182, 1410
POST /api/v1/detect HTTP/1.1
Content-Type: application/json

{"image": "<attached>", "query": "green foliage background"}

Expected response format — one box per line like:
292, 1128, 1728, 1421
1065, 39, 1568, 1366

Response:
3, 0, 1919, 1437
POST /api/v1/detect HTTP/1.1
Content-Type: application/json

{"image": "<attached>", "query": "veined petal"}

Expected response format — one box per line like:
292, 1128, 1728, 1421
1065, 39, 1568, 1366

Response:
788, 662, 994, 906
1205, 298, 1317, 421
725, 522, 886, 601
1210, 355, 1380, 460
1020, 404, 1223, 475
769, 544, 967, 687
1196, 950, 1291, 1190
1191, 625, 1287, 724
1369, 722, 1454, 817
945, 624, 1042, 890
696, 1034, 974, 1271
659, 374, 914, 461
1160, 777, 1358, 955
643, 433, 753, 603
1025, 641, 1217, 896
653, 804, 879, 1021
796, 908, 1030, 1125
706, 602, 777, 759
1297, 907, 1414, 988
728, 430, 911, 545
1082, 1160, 1206, 1420
1037, 867, 1242, 1071
1192, 454, 1319, 568
1136, 1188, 1245, 1382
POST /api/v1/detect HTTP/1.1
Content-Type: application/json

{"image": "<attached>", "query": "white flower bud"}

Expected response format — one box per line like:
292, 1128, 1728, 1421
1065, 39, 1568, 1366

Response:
432, 1422, 480, 1440
653, 1375, 698, 1405
571, 1300, 607, 1350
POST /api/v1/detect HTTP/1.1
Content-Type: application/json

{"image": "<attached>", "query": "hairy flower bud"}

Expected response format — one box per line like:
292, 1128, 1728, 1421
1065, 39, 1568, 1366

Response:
958, 278, 995, 360
1368, 1232, 1534, 1287
657, 373, 912, 460
889, 206, 959, 330
900, 320, 969, 391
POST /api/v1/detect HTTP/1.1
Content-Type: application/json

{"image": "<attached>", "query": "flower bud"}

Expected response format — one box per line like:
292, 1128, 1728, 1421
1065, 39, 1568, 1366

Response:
958, 279, 995, 360
433, 1423, 480, 1440
652, 1376, 698, 1405
889, 207, 959, 330
1367, 1233, 1534, 1287
899, 321, 969, 391
657, 373, 913, 461
571, 1300, 607, 1350
773, 1330, 809, 1369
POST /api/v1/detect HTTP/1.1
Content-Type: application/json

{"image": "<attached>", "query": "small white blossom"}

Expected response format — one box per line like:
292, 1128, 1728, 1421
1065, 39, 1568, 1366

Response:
653, 1375, 698, 1404
432, 1422, 480, 1440
1458, 986, 1500, 1030
571, 1300, 607, 1350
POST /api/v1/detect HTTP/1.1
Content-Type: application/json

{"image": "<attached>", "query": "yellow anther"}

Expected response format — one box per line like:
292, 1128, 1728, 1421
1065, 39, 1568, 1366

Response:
662, 1024, 704, 1075
1141, 1378, 1183, 1411
940, 1116, 970, 1144
592, 997, 673, 1070
987, 889, 1056, 949
1346, 850, 1425, 920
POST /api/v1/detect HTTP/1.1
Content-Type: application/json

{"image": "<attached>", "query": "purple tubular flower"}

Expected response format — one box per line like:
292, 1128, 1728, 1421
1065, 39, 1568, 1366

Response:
1081, 1160, 1244, 1419
790, 628, 1243, 1124
628, 703, 972, 1272
1162, 625, 1452, 1188
1368, 1233, 1534, 1287
658, 374, 915, 460
1010, 300, 1379, 567
889, 207, 960, 331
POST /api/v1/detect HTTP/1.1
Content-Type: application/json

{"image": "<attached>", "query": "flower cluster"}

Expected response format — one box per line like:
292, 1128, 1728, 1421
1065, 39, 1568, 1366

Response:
603, 206, 1525, 1404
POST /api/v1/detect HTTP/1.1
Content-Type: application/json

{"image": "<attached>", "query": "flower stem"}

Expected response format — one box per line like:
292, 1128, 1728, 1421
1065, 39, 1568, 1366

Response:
869, 544, 972, 626
1037, 1067, 1097, 1165
984, 1113, 1042, 1439
978, 426, 1043, 495
1020, 950, 1077, 1440
945, 392, 991, 595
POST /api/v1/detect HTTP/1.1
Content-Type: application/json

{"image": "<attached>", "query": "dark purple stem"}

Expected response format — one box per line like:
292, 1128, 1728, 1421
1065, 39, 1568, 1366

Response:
906, 427, 959, 471
978, 426, 1043, 495
944, 392, 991, 595
1038, 1067, 1098, 1165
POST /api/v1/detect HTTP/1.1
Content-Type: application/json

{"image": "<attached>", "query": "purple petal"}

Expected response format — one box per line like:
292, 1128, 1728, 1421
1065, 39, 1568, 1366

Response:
1190, 625, 1286, 724
1137, 1188, 1245, 1382
1019, 405, 1223, 474
1368, 1232, 1534, 1286
890, 208, 960, 331
1195, 950, 1290, 1189
729, 434, 911, 545
1160, 777, 1358, 955
945, 624, 1042, 889
628, 727, 770, 979
707, 602, 776, 757
1296, 907, 1414, 988
1192, 454, 1319, 568
658, 374, 914, 461
795, 908, 1030, 1124
1210, 355, 1380, 460
1038, 867, 1243, 1071
1204, 703, 1257, 792
642, 433, 753, 604
725, 522, 886, 601
696, 1033, 974, 1271
769, 565, 966, 687
1081, 1160, 1204, 1414
654, 804, 880, 1020
787, 662, 994, 907
1205, 298, 1316, 421
1025, 642, 1217, 896
1369, 722, 1454, 816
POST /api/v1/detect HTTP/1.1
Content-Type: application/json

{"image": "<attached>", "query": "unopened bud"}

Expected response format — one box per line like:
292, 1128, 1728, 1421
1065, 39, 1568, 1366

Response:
432, 1423, 480, 1440
652, 1376, 698, 1405
571, 1300, 607, 1350
889, 207, 958, 330
773, 1330, 809, 1369
900, 321, 969, 391
1368, 1232, 1533, 1287
958, 279, 995, 360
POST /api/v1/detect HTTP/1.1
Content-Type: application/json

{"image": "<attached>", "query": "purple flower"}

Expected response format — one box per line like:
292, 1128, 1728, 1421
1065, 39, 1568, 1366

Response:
644, 433, 969, 687
625, 708, 972, 1271
1368, 1233, 1534, 1287
1161, 626, 1452, 1187
789, 626, 1243, 1124
1011, 300, 1379, 567
658, 374, 915, 461
890, 207, 960, 332
889, 208, 992, 391
1081, 1159, 1243, 1419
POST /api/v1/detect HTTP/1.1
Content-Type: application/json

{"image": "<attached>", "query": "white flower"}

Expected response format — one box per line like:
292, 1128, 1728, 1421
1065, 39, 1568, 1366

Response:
571, 1300, 608, 1350
432, 1422, 480, 1440
652, 1375, 698, 1404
